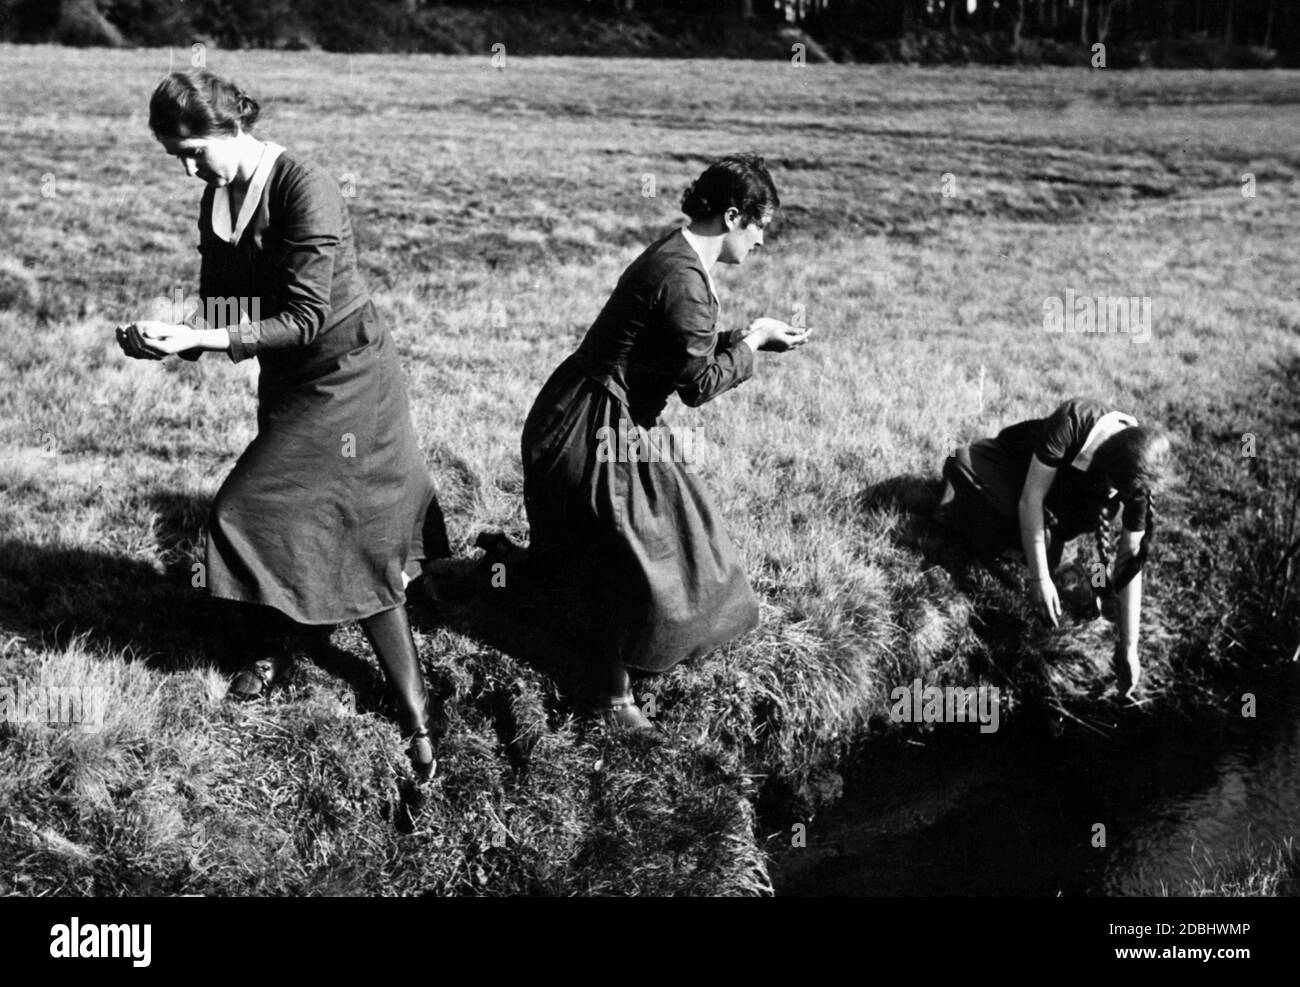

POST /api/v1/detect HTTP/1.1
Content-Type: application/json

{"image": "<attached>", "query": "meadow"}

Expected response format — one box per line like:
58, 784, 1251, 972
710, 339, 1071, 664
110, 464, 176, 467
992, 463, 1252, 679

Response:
1, 46, 1298, 895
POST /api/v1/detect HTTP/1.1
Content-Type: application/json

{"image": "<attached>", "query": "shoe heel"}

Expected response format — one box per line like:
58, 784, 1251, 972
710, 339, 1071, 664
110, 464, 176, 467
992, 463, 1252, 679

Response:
407, 727, 436, 782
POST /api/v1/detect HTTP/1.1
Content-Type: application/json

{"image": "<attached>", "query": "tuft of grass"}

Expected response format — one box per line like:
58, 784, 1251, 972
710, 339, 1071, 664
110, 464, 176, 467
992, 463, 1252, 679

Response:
1185, 839, 1299, 898
0, 254, 41, 317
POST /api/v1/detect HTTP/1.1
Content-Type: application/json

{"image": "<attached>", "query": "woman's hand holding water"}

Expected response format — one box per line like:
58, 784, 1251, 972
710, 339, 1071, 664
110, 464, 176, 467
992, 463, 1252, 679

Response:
116, 321, 227, 359
742, 317, 810, 353
116, 321, 200, 359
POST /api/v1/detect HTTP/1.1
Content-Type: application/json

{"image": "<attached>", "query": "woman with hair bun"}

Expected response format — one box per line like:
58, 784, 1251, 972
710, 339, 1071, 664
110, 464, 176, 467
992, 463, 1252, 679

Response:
936, 397, 1173, 698
116, 70, 448, 780
510, 153, 809, 730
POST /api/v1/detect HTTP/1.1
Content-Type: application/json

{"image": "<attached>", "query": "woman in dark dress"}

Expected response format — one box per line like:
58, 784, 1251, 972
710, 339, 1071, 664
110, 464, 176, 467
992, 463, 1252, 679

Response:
936, 397, 1172, 697
517, 154, 809, 730
116, 71, 447, 779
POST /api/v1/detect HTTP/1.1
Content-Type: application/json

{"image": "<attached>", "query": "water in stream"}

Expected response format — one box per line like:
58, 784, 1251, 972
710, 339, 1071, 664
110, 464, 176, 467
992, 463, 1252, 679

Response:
776, 669, 1300, 896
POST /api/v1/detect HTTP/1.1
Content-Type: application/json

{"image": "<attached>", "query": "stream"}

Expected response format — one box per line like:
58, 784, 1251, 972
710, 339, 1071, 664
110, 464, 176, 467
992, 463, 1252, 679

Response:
775, 669, 1300, 896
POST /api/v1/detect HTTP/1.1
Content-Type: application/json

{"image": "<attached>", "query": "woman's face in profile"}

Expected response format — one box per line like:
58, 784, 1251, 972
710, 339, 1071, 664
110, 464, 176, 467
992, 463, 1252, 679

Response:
156, 132, 242, 187
718, 209, 773, 265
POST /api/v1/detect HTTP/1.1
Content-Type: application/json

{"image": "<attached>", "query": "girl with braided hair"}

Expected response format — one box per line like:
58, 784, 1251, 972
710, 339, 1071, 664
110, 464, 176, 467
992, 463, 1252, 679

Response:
936, 397, 1172, 698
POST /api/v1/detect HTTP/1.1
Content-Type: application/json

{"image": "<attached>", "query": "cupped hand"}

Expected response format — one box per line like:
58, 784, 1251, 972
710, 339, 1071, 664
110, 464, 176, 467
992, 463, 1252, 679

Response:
746, 317, 811, 353
116, 323, 161, 361
1031, 576, 1062, 628
116, 321, 198, 359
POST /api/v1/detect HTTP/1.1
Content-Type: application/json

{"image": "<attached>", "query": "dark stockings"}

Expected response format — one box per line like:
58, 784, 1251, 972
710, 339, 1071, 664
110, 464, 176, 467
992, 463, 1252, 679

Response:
360, 604, 428, 736
237, 605, 297, 656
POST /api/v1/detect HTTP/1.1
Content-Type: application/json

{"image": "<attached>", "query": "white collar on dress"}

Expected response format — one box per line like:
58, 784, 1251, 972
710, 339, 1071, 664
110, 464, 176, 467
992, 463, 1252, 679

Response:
1071, 410, 1138, 471
211, 142, 286, 244
678, 227, 720, 306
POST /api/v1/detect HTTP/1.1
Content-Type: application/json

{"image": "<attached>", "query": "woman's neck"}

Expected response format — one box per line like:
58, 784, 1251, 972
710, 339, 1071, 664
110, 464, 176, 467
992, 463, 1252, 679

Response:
681, 222, 725, 271
230, 132, 267, 190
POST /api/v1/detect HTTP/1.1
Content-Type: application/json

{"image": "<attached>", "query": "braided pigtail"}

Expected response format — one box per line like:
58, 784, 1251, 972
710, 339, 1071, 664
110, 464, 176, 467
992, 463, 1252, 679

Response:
1095, 504, 1113, 577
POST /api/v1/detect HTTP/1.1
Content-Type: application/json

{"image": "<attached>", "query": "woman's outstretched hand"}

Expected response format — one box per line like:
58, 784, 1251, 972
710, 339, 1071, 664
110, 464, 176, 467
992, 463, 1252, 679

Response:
743, 317, 811, 353
1113, 642, 1141, 700
1031, 575, 1062, 628
116, 321, 198, 360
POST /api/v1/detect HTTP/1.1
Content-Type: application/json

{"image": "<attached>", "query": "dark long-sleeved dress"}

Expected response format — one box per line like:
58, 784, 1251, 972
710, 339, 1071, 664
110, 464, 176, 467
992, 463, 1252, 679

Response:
192, 145, 448, 625
521, 228, 760, 673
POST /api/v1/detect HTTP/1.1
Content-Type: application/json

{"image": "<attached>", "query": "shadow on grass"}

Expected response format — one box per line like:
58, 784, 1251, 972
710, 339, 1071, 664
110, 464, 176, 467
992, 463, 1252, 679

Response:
858, 471, 1077, 708
862, 471, 1018, 598
411, 553, 610, 765
0, 534, 230, 673
864, 470, 1105, 620
0, 489, 391, 716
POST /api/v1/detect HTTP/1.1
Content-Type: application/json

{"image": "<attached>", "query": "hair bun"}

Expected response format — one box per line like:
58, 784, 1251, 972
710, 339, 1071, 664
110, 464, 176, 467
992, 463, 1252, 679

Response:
236, 91, 261, 128
679, 153, 780, 225
150, 70, 262, 139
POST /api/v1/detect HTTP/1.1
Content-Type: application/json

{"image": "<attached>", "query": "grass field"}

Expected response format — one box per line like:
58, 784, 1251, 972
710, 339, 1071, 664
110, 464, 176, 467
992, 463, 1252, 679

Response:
2, 46, 1298, 896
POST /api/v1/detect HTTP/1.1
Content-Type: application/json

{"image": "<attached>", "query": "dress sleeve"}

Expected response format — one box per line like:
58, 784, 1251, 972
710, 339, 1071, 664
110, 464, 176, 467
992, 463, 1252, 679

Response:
178, 196, 214, 362
226, 166, 340, 363
714, 326, 749, 354
1034, 398, 1087, 468
661, 270, 754, 408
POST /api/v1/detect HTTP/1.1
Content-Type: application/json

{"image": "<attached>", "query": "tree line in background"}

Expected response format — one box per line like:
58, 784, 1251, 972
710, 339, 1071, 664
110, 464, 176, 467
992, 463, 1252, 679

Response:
2, 0, 1296, 64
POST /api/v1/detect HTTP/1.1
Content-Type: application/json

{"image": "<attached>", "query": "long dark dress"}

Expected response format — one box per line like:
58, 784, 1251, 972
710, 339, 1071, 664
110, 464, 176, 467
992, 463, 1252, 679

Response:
521, 229, 760, 673
193, 148, 448, 625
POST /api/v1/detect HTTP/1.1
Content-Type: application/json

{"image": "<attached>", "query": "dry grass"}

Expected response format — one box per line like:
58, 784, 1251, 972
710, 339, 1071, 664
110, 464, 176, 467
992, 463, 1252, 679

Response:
2, 47, 1299, 895
1186, 839, 1299, 897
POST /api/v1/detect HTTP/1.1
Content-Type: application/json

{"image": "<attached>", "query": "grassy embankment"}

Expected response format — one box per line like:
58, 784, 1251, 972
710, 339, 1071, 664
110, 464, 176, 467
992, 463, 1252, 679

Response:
1189, 840, 1298, 897
1, 48, 1297, 894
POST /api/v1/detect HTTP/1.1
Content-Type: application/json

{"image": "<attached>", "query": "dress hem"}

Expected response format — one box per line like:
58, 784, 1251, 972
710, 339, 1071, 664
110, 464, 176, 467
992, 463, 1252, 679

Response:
206, 587, 410, 626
